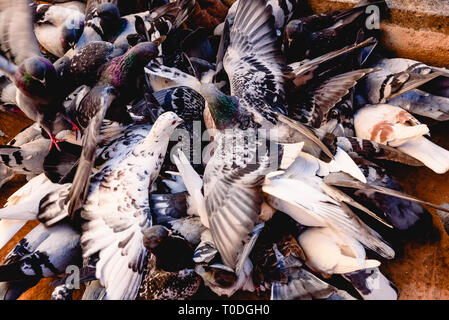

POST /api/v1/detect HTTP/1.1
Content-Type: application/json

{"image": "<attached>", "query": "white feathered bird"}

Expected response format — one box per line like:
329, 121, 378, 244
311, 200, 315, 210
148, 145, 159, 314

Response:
354, 103, 449, 174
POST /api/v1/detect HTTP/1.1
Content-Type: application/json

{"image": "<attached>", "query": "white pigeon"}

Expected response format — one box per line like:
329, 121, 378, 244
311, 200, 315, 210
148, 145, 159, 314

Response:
354, 103, 449, 174
80, 112, 183, 300
298, 227, 381, 275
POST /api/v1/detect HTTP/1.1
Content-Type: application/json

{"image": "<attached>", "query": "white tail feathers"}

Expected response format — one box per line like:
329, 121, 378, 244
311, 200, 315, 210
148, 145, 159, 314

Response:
144, 62, 202, 92
398, 137, 449, 174
328, 147, 367, 183
173, 150, 209, 228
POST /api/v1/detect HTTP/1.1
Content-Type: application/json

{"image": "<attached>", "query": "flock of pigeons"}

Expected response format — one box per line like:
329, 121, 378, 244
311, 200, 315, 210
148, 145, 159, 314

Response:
0, 0, 447, 300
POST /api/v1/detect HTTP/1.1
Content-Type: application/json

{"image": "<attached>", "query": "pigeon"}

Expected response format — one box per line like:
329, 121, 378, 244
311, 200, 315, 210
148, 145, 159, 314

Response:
334, 145, 433, 234
94, 0, 196, 53
354, 103, 449, 173
78, 112, 183, 300
0, 0, 80, 151
366, 58, 449, 121
138, 254, 201, 300
0, 173, 69, 249
283, 0, 386, 63
0, 124, 50, 182
193, 225, 262, 297
249, 212, 305, 294
0, 222, 81, 300
361, 59, 446, 106
336, 136, 424, 167
65, 41, 159, 218
137, 225, 201, 300
298, 226, 381, 275
146, 0, 333, 159
31, 2, 85, 58
134, 85, 207, 172
270, 242, 357, 300
262, 169, 396, 261
370, 58, 449, 98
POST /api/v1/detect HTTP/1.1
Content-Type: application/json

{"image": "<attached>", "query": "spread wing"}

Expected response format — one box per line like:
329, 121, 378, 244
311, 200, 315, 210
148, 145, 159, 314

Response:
67, 85, 117, 218
81, 167, 152, 300
204, 131, 280, 269
223, 0, 289, 114
291, 68, 377, 128
0, 0, 42, 65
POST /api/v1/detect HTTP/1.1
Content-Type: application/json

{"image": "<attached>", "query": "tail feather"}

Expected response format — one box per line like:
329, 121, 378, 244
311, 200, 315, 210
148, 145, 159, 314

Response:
145, 61, 202, 92
324, 171, 449, 213
173, 149, 208, 228
43, 142, 82, 183
271, 267, 357, 300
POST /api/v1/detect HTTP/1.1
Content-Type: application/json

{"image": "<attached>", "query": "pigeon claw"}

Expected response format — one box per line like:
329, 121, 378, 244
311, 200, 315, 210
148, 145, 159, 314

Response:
49, 135, 64, 152
66, 117, 81, 140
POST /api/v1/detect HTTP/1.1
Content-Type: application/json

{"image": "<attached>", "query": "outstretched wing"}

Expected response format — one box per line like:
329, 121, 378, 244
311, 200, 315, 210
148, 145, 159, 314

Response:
204, 131, 280, 269
81, 168, 152, 300
0, 0, 42, 65
67, 85, 117, 218
292, 68, 377, 128
224, 0, 289, 114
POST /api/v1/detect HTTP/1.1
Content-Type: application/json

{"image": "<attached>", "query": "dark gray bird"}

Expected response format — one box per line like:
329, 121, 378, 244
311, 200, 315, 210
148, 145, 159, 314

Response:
138, 225, 201, 300
361, 58, 446, 107
93, 0, 196, 53
130, 85, 207, 172
146, 0, 333, 160
283, 0, 386, 63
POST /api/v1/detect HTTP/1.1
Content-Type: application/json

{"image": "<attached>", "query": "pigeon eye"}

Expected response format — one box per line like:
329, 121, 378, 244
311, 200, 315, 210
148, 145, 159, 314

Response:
329, 109, 339, 118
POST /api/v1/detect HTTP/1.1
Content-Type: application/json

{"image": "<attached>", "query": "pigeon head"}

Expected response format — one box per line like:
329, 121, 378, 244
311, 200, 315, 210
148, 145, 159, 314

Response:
61, 15, 85, 51
96, 3, 122, 34
124, 42, 159, 67
199, 83, 240, 130
15, 57, 57, 101
285, 20, 304, 45
143, 225, 170, 251
99, 42, 158, 89
147, 111, 183, 136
